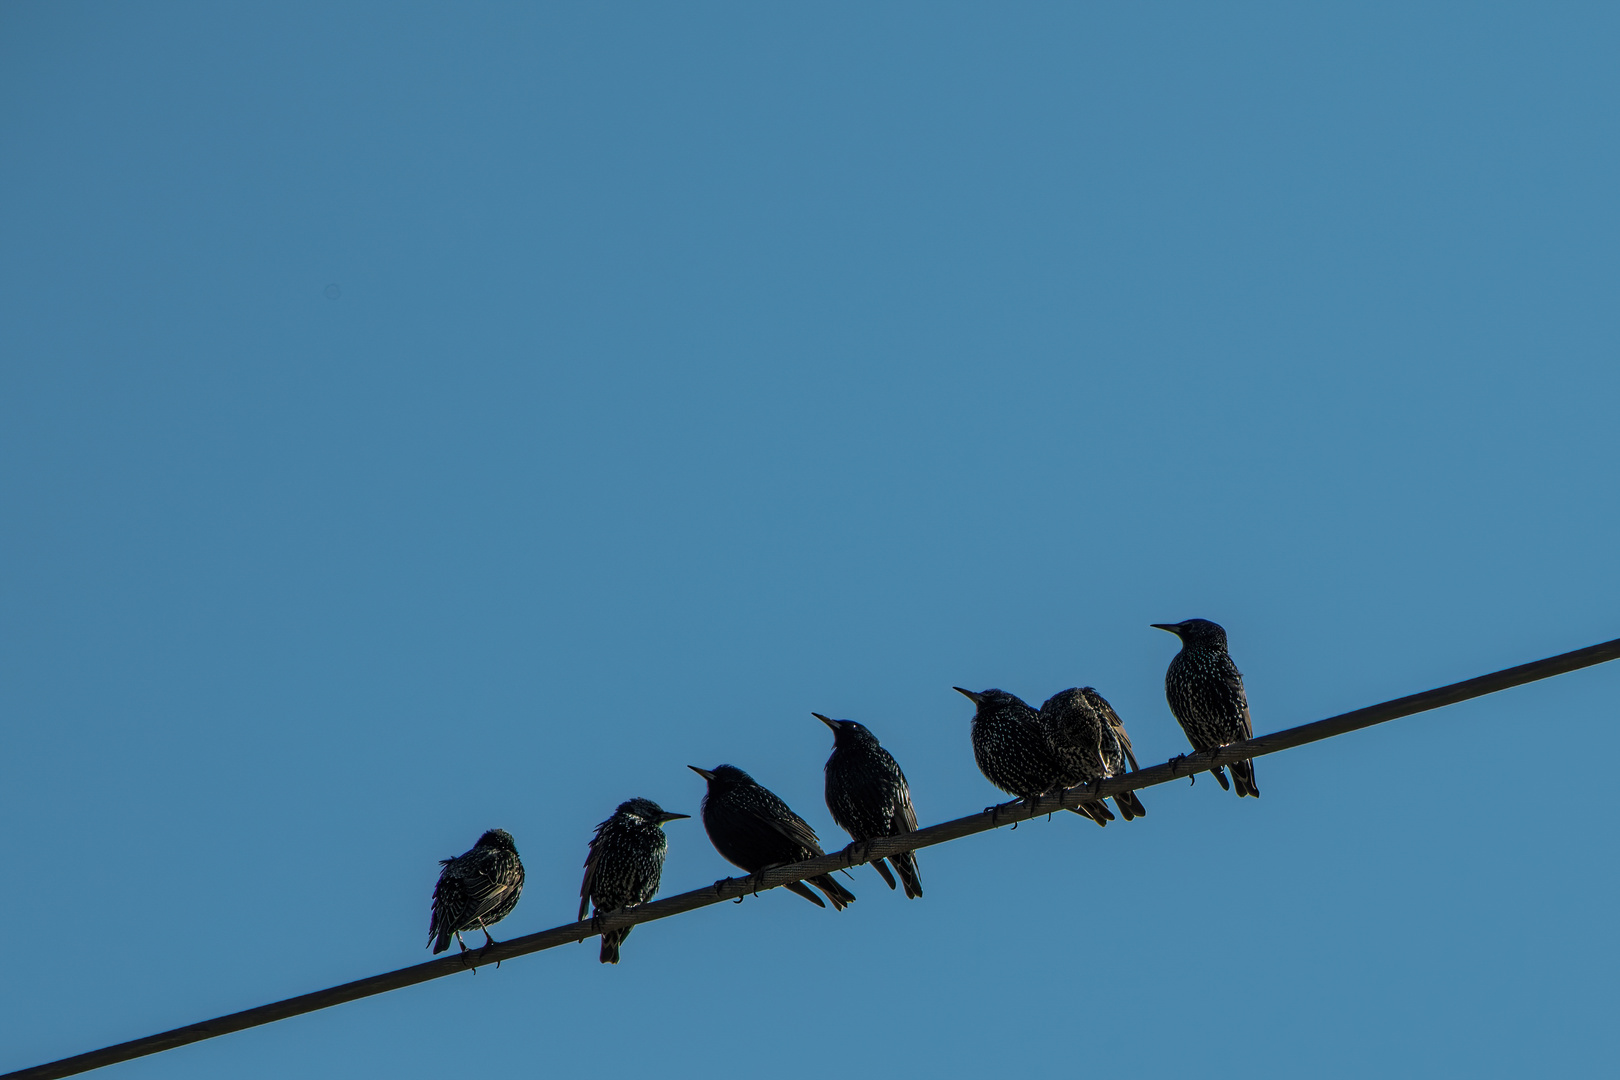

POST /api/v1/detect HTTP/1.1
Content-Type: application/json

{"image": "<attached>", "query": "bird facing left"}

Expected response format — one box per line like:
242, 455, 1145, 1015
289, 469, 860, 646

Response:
689, 764, 857, 910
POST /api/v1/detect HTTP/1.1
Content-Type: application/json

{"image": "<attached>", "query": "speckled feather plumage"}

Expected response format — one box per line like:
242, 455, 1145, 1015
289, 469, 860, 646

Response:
1158, 618, 1259, 797
579, 798, 681, 964
958, 686, 1113, 823
820, 716, 922, 898
1038, 687, 1146, 820
694, 764, 856, 910
962, 688, 1061, 799
427, 829, 525, 954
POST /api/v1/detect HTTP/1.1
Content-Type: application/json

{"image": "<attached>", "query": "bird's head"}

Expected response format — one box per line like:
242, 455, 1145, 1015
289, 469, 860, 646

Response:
474, 828, 518, 854
688, 764, 752, 789
813, 712, 879, 746
953, 686, 1024, 715
615, 797, 691, 826
1151, 618, 1227, 648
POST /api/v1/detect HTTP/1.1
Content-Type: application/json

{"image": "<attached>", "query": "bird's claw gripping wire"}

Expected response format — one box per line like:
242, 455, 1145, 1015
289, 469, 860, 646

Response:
842, 839, 874, 866
452, 937, 478, 973
475, 923, 503, 968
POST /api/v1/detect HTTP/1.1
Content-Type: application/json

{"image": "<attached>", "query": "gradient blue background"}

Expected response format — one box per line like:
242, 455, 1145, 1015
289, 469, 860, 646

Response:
3, 3, 1617, 1077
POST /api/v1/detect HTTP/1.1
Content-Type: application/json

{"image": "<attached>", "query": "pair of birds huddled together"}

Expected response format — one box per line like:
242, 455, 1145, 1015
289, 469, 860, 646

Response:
959, 618, 1259, 818
427, 617, 1256, 965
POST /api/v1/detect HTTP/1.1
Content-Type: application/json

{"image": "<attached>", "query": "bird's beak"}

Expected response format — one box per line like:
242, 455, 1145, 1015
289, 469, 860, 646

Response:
1150, 623, 1180, 634
687, 766, 715, 781
658, 811, 691, 823
953, 687, 983, 704
812, 712, 840, 731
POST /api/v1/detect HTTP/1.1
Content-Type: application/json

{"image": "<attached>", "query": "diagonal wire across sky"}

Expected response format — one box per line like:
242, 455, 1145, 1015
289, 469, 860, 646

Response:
11, 636, 1616, 1080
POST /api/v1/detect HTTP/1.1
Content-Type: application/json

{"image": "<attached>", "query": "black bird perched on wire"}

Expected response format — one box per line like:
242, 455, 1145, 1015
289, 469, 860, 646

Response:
1038, 687, 1147, 821
954, 687, 1112, 825
689, 764, 856, 910
428, 828, 525, 955
1152, 618, 1259, 797
578, 798, 689, 964
815, 713, 923, 899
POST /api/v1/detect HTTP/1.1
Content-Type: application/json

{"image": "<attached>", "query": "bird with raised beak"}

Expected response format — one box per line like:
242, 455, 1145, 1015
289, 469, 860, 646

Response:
816, 713, 923, 898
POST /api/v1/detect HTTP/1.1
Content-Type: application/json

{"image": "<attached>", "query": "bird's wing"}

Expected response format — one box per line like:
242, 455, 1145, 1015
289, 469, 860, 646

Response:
1084, 689, 1139, 772
860, 744, 920, 835
750, 789, 825, 855
1043, 691, 1107, 775
452, 850, 521, 926
579, 828, 605, 921
892, 776, 919, 835
1225, 662, 1254, 741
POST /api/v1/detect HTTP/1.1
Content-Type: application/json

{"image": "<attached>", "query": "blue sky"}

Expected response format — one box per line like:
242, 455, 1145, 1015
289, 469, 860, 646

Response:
3, 3, 1617, 1077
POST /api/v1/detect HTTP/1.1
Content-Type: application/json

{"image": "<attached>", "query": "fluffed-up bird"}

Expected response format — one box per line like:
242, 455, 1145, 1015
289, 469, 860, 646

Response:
428, 828, 525, 954
689, 764, 856, 909
954, 687, 1111, 825
816, 713, 923, 898
579, 798, 689, 964
1038, 687, 1147, 821
1151, 618, 1259, 797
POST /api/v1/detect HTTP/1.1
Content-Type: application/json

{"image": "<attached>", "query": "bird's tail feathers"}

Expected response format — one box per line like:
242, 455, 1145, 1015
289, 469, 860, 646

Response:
1067, 800, 1114, 826
1210, 764, 1232, 791
783, 880, 828, 907
892, 851, 923, 899
1115, 789, 1147, 819
810, 873, 857, 910
1230, 758, 1259, 798
599, 926, 631, 964
871, 857, 898, 891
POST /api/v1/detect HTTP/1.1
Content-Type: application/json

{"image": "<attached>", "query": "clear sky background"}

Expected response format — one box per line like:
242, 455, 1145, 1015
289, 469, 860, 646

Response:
3, 3, 1617, 1077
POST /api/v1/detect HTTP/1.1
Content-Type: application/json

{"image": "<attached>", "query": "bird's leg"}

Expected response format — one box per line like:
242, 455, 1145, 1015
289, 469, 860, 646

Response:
712, 877, 736, 897
1171, 754, 1196, 785
452, 934, 478, 972
842, 839, 873, 866
477, 921, 502, 968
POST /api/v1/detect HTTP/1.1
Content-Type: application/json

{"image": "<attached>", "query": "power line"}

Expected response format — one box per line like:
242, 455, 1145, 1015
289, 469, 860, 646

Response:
8, 635, 1618, 1080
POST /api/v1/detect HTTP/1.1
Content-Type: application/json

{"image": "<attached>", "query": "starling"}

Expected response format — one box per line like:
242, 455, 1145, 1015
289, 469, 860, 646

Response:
579, 797, 690, 964
815, 713, 923, 899
1152, 618, 1259, 797
1038, 687, 1147, 821
954, 687, 1111, 825
428, 828, 525, 954
689, 764, 856, 910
